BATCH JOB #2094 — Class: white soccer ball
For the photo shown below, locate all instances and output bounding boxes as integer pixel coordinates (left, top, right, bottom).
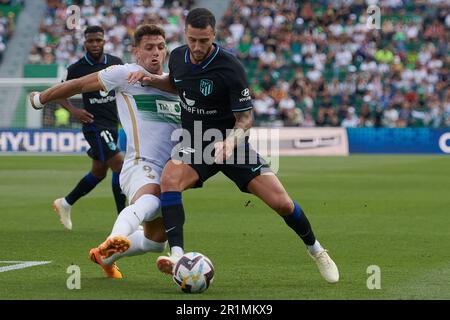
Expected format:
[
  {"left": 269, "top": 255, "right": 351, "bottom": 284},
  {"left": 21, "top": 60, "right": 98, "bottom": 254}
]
[{"left": 172, "top": 252, "right": 215, "bottom": 294}]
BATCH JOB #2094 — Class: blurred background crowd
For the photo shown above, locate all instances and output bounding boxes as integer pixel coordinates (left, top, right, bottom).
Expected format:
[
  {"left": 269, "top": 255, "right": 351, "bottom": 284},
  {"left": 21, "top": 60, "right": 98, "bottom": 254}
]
[
  {"left": 0, "top": 0, "right": 23, "bottom": 63},
  {"left": 216, "top": 0, "right": 449, "bottom": 128},
  {"left": 21, "top": 0, "right": 450, "bottom": 128}
]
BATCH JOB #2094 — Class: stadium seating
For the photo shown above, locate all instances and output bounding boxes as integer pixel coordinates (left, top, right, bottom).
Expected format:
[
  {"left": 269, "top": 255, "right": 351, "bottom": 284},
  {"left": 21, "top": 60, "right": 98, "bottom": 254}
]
[
  {"left": 26, "top": 0, "right": 450, "bottom": 128},
  {"left": 217, "top": 0, "right": 449, "bottom": 128},
  {"left": 28, "top": 0, "right": 192, "bottom": 66},
  {"left": 0, "top": 0, "right": 23, "bottom": 63}
]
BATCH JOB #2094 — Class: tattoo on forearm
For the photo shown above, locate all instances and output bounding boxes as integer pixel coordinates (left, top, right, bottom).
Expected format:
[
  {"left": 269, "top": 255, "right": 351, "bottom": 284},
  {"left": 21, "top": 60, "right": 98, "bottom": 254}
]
[
  {"left": 228, "top": 110, "right": 253, "bottom": 145},
  {"left": 233, "top": 110, "right": 253, "bottom": 131}
]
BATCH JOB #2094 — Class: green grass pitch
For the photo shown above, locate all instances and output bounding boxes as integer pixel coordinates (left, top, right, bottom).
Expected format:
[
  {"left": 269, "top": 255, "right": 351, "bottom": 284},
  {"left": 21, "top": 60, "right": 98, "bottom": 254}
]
[{"left": 0, "top": 155, "right": 449, "bottom": 300}]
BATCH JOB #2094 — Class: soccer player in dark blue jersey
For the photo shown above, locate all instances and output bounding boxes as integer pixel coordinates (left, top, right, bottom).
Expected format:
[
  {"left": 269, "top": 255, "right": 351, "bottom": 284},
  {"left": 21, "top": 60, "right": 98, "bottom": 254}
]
[
  {"left": 129, "top": 8, "right": 339, "bottom": 283},
  {"left": 52, "top": 26, "right": 125, "bottom": 230}
]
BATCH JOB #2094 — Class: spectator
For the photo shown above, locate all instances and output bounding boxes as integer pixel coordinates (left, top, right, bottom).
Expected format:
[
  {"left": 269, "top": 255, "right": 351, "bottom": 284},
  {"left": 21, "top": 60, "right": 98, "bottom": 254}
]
[
  {"left": 302, "top": 111, "right": 316, "bottom": 127},
  {"left": 258, "top": 46, "right": 277, "bottom": 70},
  {"left": 29, "top": 0, "right": 191, "bottom": 66},
  {"left": 375, "top": 47, "right": 394, "bottom": 65},
  {"left": 33, "top": 0, "right": 450, "bottom": 129},
  {"left": 54, "top": 106, "right": 70, "bottom": 128},
  {"left": 341, "top": 107, "right": 359, "bottom": 128}
]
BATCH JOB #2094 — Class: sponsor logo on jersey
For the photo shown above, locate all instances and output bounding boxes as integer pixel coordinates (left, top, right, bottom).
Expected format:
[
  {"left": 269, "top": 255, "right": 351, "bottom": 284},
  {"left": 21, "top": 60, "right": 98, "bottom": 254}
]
[
  {"left": 239, "top": 88, "right": 252, "bottom": 102},
  {"left": 156, "top": 100, "right": 181, "bottom": 116},
  {"left": 182, "top": 91, "right": 196, "bottom": 106},
  {"left": 89, "top": 95, "right": 116, "bottom": 104}
]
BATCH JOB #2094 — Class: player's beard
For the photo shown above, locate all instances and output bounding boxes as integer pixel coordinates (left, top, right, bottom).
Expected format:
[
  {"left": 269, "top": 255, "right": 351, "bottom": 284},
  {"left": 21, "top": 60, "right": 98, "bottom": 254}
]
[
  {"left": 192, "top": 51, "right": 208, "bottom": 63},
  {"left": 89, "top": 49, "right": 104, "bottom": 60}
]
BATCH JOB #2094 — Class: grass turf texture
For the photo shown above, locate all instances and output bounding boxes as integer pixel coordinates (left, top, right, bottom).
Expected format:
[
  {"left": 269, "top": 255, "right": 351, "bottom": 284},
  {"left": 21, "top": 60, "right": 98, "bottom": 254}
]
[{"left": 0, "top": 155, "right": 449, "bottom": 300}]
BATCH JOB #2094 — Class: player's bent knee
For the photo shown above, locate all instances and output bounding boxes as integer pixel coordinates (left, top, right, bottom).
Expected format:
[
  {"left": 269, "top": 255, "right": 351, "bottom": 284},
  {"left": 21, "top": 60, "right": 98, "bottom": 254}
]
[
  {"left": 274, "top": 199, "right": 294, "bottom": 215},
  {"left": 160, "top": 172, "right": 181, "bottom": 191},
  {"left": 91, "top": 173, "right": 107, "bottom": 181},
  {"left": 145, "top": 228, "right": 167, "bottom": 243}
]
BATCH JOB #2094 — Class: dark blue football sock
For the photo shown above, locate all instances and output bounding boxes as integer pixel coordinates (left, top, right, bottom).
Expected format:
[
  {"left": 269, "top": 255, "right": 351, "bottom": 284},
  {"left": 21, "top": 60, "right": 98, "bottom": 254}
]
[
  {"left": 282, "top": 201, "right": 316, "bottom": 246},
  {"left": 161, "top": 192, "right": 185, "bottom": 250},
  {"left": 112, "top": 171, "right": 126, "bottom": 214},
  {"left": 65, "top": 172, "right": 103, "bottom": 205}
]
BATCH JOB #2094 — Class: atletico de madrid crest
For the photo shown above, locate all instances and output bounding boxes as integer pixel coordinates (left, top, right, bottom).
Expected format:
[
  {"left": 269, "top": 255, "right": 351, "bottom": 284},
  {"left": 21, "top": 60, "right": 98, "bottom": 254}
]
[{"left": 200, "top": 79, "right": 213, "bottom": 96}]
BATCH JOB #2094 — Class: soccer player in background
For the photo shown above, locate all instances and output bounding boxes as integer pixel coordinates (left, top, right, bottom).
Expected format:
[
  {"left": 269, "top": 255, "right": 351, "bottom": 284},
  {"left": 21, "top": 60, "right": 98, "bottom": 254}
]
[
  {"left": 52, "top": 26, "right": 126, "bottom": 230},
  {"left": 30, "top": 25, "right": 181, "bottom": 279},
  {"left": 128, "top": 8, "right": 340, "bottom": 283}
]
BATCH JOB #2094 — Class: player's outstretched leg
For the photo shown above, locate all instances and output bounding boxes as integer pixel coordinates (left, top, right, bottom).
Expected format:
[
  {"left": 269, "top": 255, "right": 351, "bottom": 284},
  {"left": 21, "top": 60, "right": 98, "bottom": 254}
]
[
  {"left": 100, "top": 228, "right": 166, "bottom": 264},
  {"left": 98, "top": 235, "right": 131, "bottom": 258},
  {"left": 156, "top": 191, "right": 185, "bottom": 275},
  {"left": 247, "top": 174, "right": 339, "bottom": 283},
  {"left": 157, "top": 161, "right": 199, "bottom": 275},
  {"left": 89, "top": 247, "right": 123, "bottom": 279},
  {"left": 90, "top": 224, "right": 167, "bottom": 278},
  {"left": 53, "top": 198, "right": 73, "bottom": 230},
  {"left": 54, "top": 161, "right": 107, "bottom": 230},
  {"left": 109, "top": 193, "right": 160, "bottom": 237}
]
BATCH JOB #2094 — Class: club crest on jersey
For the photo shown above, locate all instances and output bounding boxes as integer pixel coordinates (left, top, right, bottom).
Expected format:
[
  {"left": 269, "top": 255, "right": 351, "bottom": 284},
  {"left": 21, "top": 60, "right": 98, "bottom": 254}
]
[{"left": 200, "top": 79, "right": 213, "bottom": 96}]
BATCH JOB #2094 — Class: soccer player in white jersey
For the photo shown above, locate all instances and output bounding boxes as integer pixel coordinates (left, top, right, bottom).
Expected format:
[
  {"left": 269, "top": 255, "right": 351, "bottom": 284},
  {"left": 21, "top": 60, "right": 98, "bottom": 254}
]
[{"left": 29, "top": 25, "right": 180, "bottom": 278}]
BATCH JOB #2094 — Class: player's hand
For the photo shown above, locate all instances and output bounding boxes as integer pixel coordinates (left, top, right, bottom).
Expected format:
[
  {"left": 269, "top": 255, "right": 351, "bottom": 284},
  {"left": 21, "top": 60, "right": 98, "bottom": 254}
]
[
  {"left": 71, "top": 108, "right": 94, "bottom": 124},
  {"left": 127, "top": 70, "right": 149, "bottom": 85},
  {"left": 141, "top": 74, "right": 165, "bottom": 86},
  {"left": 127, "top": 71, "right": 165, "bottom": 87},
  {"left": 214, "top": 140, "right": 234, "bottom": 164},
  {"left": 29, "top": 91, "right": 44, "bottom": 110}
]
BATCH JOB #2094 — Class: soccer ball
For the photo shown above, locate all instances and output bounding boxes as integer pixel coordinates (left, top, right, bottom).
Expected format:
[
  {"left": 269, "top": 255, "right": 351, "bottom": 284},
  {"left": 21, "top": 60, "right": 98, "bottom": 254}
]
[{"left": 172, "top": 252, "right": 215, "bottom": 294}]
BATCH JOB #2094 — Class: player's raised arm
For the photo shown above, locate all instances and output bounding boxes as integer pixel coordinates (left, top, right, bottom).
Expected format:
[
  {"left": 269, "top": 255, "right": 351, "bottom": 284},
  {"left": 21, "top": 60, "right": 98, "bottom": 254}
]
[
  {"left": 29, "top": 72, "right": 104, "bottom": 110},
  {"left": 127, "top": 70, "right": 178, "bottom": 94}
]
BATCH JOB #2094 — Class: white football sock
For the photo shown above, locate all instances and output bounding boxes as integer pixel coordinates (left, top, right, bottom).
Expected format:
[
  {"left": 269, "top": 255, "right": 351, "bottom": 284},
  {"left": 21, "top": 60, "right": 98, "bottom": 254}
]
[
  {"left": 109, "top": 194, "right": 160, "bottom": 238},
  {"left": 307, "top": 240, "right": 324, "bottom": 255},
  {"left": 171, "top": 246, "right": 184, "bottom": 257},
  {"left": 102, "top": 229, "right": 167, "bottom": 265},
  {"left": 61, "top": 198, "right": 71, "bottom": 208}
]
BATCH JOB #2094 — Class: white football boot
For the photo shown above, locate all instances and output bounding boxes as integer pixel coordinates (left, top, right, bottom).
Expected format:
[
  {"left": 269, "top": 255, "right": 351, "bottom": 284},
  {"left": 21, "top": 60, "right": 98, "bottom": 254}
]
[
  {"left": 156, "top": 254, "right": 181, "bottom": 275},
  {"left": 309, "top": 249, "right": 339, "bottom": 283},
  {"left": 52, "top": 198, "right": 72, "bottom": 230}
]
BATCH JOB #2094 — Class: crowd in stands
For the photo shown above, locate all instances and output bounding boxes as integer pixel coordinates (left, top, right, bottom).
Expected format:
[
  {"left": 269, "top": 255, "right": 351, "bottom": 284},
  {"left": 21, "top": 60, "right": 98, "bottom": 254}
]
[
  {"left": 217, "top": 0, "right": 449, "bottom": 128},
  {"left": 29, "top": 0, "right": 193, "bottom": 65},
  {"left": 29, "top": 0, "right": 449, "bottom": 128},
  {"left": 0, "top": 0, "right": 23, "bottom": 63}
]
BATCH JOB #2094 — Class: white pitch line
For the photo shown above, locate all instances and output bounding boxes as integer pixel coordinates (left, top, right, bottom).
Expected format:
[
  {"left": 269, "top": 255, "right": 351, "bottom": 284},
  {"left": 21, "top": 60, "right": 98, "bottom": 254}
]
[{"left": 0, "top": 261, "right": 52, "bottom": 273}]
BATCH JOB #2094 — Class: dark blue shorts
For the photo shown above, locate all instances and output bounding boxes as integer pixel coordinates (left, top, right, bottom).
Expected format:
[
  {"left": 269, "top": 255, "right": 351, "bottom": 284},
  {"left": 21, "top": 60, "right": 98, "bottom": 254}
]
[
  {"left": 84, "top": 128, "right": 120, "bottom": 162},
  {"left": 171, "top": 141, "right": 271, "bottom": 193}
]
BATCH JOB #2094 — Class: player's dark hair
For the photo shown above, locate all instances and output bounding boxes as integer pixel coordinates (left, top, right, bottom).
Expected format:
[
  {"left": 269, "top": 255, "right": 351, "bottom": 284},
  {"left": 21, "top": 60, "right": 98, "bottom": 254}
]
[
  {"left": 84, "top": 25, "right": 104, "bottom": 36},
  {"left": 133, "top": 24, "right": 166, "bottom": 46},
  {"left": 185, "top": 8, "right": 216, "bottom": 30}
]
